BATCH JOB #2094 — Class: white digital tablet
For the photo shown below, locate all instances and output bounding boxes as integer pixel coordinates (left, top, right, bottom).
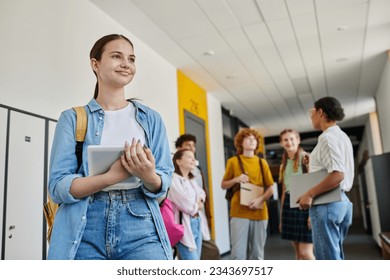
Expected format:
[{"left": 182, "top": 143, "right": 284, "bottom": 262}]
[
  {"left": 87, "top": 145, "right": 140, "bottom": 188},
  {"left": 289, "top": 170, "right": 341, "bottom": 208}
]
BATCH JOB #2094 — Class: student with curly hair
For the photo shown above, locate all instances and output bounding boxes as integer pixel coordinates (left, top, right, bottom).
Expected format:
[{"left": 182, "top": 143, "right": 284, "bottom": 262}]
[{"left": 221, "top": 128, "right": 274, "bottom": 260}]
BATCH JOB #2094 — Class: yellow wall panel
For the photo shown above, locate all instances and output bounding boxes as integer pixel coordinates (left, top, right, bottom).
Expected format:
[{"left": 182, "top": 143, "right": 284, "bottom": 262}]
[{"left": 177, "top": 70, "right": 215, "bottom": 238}]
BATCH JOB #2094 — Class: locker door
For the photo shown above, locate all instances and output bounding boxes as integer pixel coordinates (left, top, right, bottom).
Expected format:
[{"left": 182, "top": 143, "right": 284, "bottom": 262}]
[
  {"left": 4, "top": 111, "right": 45, "bottom": 259},
  {"left": 0, "top": 107, "right": 8, "bottom": 256}
]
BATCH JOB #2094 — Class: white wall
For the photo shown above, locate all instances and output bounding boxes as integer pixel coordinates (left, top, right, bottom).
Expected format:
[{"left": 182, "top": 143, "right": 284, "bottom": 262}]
[
  {"left": 0, "top": 0, "right": 179, "bottom": 149},
  {"left": 376, "top": 55, "right": 390, "bottom": 153},
  {"left": 358, "top": 112, "right": 383, "bottom": 161},
  {"left": 207, "top": 94, "right": 230, "bottom": 254}
]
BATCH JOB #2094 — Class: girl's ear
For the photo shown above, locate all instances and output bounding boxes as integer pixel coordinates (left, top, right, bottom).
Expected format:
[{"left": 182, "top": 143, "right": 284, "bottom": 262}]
[{"left": 90, "top": 58, "right": 98, "bottom": 72}]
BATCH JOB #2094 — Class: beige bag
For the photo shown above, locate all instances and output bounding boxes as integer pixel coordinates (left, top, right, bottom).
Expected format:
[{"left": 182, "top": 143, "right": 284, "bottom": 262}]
[{"left": 240, "top": 182, "right": 264, "bottom": 207}]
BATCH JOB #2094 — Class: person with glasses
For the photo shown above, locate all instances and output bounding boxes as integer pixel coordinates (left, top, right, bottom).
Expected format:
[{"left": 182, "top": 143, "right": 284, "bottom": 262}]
[{"left": 298, "top": 97, "right": 354, "bottom": 260}]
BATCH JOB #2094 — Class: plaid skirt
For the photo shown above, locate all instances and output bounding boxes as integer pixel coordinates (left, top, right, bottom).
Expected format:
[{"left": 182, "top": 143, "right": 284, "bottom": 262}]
[{"left": 281, "top": 192, "right": 313, "bottom": 243}]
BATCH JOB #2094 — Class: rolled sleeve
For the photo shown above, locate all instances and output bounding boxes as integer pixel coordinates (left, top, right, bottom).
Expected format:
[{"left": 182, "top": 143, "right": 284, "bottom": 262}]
[
  {"left": 52, "top": 174, "right": 82, "bottom": 204},
  {"left": 49, "top": 110, "right": 83, "bottom": 204}
]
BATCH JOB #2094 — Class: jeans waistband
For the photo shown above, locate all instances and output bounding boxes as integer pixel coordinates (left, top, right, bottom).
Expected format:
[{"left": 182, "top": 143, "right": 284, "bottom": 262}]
[{"left": 92, "top": 188, "right": 142, "bottom": 202}]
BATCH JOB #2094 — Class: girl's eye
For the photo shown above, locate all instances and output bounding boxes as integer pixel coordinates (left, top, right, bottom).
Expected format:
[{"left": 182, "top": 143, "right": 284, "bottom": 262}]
[{"left": 113, "top": 55, "right": 121, "bottom": 59}]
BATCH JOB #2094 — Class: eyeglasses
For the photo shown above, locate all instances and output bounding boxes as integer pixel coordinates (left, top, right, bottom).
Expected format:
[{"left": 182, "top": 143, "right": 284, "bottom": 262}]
[{"left": 308, "top": 108, "right": 316, "bottom": 117}]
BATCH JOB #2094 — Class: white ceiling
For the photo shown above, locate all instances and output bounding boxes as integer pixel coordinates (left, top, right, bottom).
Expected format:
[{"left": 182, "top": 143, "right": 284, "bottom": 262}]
[{"left": 90, "top": 0, "right": 390, "bottom": 137}]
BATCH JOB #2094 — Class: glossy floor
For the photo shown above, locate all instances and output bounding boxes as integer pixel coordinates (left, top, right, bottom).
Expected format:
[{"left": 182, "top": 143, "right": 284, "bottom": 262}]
[{"left": 221, "top": 219, "right": 383, "bottom": 260}]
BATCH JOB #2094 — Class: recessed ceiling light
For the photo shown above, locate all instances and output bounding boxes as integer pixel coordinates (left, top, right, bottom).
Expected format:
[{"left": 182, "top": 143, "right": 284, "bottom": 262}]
[
  {"left": 226, "top": 75, "right": 236, "bottom": 79},
  {"left": 203, "top": 50, "right": 215, "bottom": 56},
  {"left": 337, "top": 25, "right": 348, "bottom": 31},
  {"left": 336, "top": 57, "right": 348, "bottom": 62}
]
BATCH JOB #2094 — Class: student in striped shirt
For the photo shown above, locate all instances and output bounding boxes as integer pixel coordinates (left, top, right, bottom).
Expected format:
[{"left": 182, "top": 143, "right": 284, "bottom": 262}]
[{"left": 298, "top": 96, "right": 354, "bottom": 260}]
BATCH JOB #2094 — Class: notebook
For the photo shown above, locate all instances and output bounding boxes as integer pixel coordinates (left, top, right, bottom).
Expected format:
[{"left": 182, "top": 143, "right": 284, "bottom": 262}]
[
  {"left": 289, "top": 170, "right": 341, "bottom": 208},
  {"left": 240, "top": 183, "right": 264, "bottom": 208},
  {"left": 87, "top": 145, "right": 140, "bottom": 189}
]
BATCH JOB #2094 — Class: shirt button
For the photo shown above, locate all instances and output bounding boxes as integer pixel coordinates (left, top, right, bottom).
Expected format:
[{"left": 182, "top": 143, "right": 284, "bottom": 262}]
[
  {"left": 73, "top": 240, "right": 78, "bottom": 244},
  {"left": 81, "top": 216, "right": 86, "bottom": 220},
  {"left": 95, "top": 132, "right": 100, "bottom": 136},
  {"left": 99, "top": 116, "right": 102, "bottom": 120}
]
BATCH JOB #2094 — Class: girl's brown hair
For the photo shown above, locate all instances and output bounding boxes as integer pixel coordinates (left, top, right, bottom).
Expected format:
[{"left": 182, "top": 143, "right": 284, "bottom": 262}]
[
  {"left": 172, "top": 149, "right": 195, "bottom": 179},
  {"left": 278, "top": 128, "right": 305, "bottom": 183},
  {"left": 234, "top": 128, "right": 262, "bottom": 155},
  {"left": 89, "top": 34, "right": 134, "bottom": 99}
]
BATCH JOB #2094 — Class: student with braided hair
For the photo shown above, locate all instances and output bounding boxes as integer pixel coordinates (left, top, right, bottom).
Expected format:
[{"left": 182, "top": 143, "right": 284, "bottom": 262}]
[{"left": 279, "top": 128, "right": 314, "bottom": 260}]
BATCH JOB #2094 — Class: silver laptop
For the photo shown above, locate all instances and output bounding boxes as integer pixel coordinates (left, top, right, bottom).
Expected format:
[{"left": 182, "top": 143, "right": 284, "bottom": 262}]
[
  {"left": 87, "top": 145, "right": 140, "bottom": 189},
  {"left": 289, "top": 170, "right": 341, "bottom": 208}
]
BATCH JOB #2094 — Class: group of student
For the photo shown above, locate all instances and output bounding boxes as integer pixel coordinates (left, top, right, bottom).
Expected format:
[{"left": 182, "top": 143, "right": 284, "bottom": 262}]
[
  {"left": 221, "top": 96, "right": 353, "bottom": 261},
  {"left": 47, "top": 33, "right": 354, "bottom": 260}
]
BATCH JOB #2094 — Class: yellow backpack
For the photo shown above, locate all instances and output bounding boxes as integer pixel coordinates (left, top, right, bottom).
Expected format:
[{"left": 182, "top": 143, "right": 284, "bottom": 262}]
[{"left": 43, "top": 106, "right": 87, "bottom": 242}]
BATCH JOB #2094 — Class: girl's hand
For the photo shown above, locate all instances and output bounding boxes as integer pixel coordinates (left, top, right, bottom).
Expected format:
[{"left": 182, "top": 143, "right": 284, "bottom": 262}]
[
  {"left": 122, "top": 139, "right": 154, "bottom": 178},
  {"left": 106, "top": 159, "right": 131, "bottom": 185},
  {"left": 308, "top": 217, "right": 312, "bottom": 230},
  {"left": 197, "top": 198, "right": 204, "bottom": 211},
  {"left": 302, "top": 153, "right": 310, "bottom": 171},
  {"left": 121, "top": 139, "right": 161, "bottom": 191},
  {"left": 302, "top": 154, "right": 310, "bottom": 165}
]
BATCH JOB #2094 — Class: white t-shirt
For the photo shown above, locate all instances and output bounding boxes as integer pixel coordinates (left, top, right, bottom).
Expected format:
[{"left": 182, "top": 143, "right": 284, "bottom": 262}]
[
  {"left": 309, "top": 125, "right": 354, "bottom": 192},
  {"left": 100, "top": 102, "right": 145, "bottom": 190},
  {"left": 100, "top": 102, "right": 145, "bottom": 146}
]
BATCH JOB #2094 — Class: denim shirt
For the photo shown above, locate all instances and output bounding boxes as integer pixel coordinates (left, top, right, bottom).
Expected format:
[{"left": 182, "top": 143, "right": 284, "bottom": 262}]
[{"left": 47, "top": 99, "right": 173, "bottom": 259}]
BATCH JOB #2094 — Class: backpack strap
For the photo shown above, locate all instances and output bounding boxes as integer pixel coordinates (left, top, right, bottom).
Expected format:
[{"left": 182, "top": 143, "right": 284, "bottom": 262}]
[
  {"left": 259, "top": 158, "right": 266, "bottom": 187},
  {"left": 238, "top": 155, "right": 267, "bottom": 187},
  {"left": 73, "top": 106, "right": 88, "bottom": 171},
  {"left": 236, "top": 155, "right": 245, "bottom": 174},
  {"left": 73, "top": 106, "right": 88, "bottom": 142}
]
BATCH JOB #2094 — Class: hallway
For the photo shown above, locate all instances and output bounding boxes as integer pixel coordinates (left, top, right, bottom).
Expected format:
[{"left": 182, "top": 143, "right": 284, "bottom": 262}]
[
  {"left": 263, "top": 219, "right": 382, "bottom": 260},
  {"left": 221, "top": 218, "right": 383, "bottom": 260}
]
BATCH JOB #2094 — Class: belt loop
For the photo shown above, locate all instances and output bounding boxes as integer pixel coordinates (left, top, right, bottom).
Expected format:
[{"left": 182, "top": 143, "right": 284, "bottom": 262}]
[
  {"left": 121, "top": 190, "right": 127, "bottom": 203},
  {"left": 108, "top": 190, "right": 114, "bottom": 200}
]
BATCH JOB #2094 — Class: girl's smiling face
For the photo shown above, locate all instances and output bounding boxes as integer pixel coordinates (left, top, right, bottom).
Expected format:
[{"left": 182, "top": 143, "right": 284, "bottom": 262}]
[
  {"left": 177, "top": 150, "right": 196, "bottom": 172},
  {"left": 91, "top": 39, "right": 136, "bottom": 89},
  {"left": 280, "top": 131, "right": 300, "bottom": 153}
]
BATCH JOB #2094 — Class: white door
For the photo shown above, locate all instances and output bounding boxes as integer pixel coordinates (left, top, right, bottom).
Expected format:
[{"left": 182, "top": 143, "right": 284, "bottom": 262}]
[
  {"left": 0, "top": 107, "right": 8, "bottom": 257},
  {"left": 4, "top": 111, "right": 45, "bottom": 259}
]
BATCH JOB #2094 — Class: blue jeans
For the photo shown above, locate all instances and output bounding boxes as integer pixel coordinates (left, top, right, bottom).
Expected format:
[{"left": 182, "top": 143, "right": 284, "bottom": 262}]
[
  {"left": 309, "top": 192, "right": 353, "bottom": 260},
  {"left": 177, "top": 216, "right": 202, "bottom": 260},
  {"left": 74, "top": 188, "right": 168, "bottom": 260}
]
